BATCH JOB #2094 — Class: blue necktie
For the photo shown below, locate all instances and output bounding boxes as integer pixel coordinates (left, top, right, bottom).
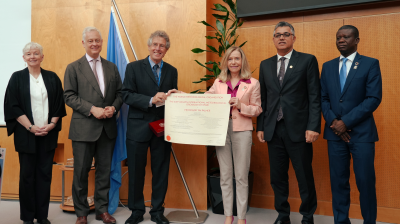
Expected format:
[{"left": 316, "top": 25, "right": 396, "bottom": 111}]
[
  {"left": 152, "top": 64, "right": 160, "bottom": 86},
  {"left": 339, "top": 58, "right": 348, "bottom": 92}
]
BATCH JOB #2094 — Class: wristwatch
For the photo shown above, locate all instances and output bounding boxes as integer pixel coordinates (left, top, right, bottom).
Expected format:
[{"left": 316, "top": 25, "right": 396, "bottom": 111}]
[{"left": 27, "top": 124, "right": 33, "bottom": 131}]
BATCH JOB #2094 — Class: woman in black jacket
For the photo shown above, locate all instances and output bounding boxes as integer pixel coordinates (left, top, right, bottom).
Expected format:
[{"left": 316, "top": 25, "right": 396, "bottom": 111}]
[{"left": 4, "top": 42, "right": 66, "bottom": 224}]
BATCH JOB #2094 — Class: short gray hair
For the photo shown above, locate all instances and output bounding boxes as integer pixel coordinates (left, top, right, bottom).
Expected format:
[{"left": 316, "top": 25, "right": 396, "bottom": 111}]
[
  {"left": 273, "top": 21, "right": 295, "bottom": 37},
  {"left": 23, "top": 42, "right": 43, "bottom": 56},
  {"left": 82, "top": 26, "right": 102, "bottom": 42},
  {"left": 147, "top": 30, "right": 170, "bottom": 49}
]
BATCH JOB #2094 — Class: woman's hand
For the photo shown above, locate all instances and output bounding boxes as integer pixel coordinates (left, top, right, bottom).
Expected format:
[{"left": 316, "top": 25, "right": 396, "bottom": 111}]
[
  {"left": 32, "top": 124, "right": 54, "bottom": 136},
  {"left": 229, "top": 97, "right": 241, "bottom": 110}
]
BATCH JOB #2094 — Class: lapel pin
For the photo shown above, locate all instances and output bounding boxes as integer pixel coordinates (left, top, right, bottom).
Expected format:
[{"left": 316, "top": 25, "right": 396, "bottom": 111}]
[
  {"left": 355, "top": 62, "right": 359, "bottom": 65},
  {"left": 289, "top": 65, "right": 293, "bottom": 69},
  {"left": 354, "top": 66, "right": 358, "bottom": 69}
]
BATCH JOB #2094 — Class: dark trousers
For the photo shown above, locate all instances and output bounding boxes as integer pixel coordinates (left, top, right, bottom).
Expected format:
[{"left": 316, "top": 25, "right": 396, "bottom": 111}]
[
  {"left": 328, "top": 141, "right": 377, "bottom": 224},
  {"left": 126, "top": 135, "right": 171, "bottom": 216},
  {"left": 18, "top": 137, "right": 55, "bottom": 222},
  {"left": 267, "top": 120, "right": 317, "bottom": 222},
  {"left": 72, "top": 129, "right": 116, "bottom": 217}
]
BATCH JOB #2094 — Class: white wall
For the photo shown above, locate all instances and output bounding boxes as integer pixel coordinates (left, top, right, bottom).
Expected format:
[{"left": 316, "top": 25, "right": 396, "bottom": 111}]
[{"left": 0, "top": 0, "right": 31, "bottom": 126}]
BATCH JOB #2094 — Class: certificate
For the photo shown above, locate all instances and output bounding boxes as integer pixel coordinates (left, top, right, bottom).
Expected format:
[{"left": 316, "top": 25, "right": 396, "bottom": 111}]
[{"left": 165, "top": 94, "right": 230, "bottom": 146}]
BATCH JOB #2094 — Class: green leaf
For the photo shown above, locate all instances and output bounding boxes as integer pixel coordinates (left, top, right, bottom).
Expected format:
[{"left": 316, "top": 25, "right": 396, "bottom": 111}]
[
  {"left": 224, "top": 11, "right": 229, "bottom": 28},
  {"left": 205, "top": 61, "right": 215, "bottom": 65},
  {"left": 239, "top": 41, "right": 247, "bottom": 48},
  {"left": 212, "top": 14, "right": 226, "bottom": 20},
  {"left": 194, "top": 60, "right": 213, "bottom": 72},
  {"left": 218, "top": 45, "right": 223, "bottom": 57},
  {"left": 191, "top": 89, "right": 201, "bottom": 93},
  {"left": 191, "top": 48, "right": 208, "bottom": 53},
  {"left": 230, "top": 29, "right": 236, "bottom": 37},
  {"left": 207, "top": 45, "right": 218, "bottom": 53},
  {"left": 213, "top": 63, "right": 221, "bottom": 77},
  {"left": 237, "top": 20, "right": 244, "bottom": 27},
  {"left": 213, "top": 4, "right": 228, "bottom": 12},
  {"left": 205, "top": 36, "right": 217, "bottom": 39},
  {"left": 228, "top": 20, "right": 237, "bottom": 30},
  {"left": 198, "top": 20, "right": 215, "bottom": 29},
  {"left": 192, "top": 80, "right": 203, "bottom": 84},
  {"left": 205, "top": 74, "right": 215, "bottom": 78},
  {"left": 201, "top": 78, "right": 211, "bottom": 81},
  {"left": 216, "top": 20, "right": 225, "bottom": 37},
  {"left": 224, "top": 0, "right": 236, "bottom": 15}
]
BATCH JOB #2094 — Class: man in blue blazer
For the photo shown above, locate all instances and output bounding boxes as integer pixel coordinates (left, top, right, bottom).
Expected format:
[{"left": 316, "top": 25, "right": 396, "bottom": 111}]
[{"left": 321, "top": 25, "right": 382, "bottom": 224}]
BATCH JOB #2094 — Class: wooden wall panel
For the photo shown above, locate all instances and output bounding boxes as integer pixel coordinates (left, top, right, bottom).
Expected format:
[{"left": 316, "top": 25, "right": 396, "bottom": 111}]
[
  {"left": 1, "top": 0, "right": 207, "bottom": 211},
  {"left": 206, "top": 0, "right": 400, "bottom": 222}
]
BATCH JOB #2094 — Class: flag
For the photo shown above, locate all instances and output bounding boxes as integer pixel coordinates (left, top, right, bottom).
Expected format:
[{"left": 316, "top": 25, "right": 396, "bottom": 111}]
[{"left": 107, "top": 6, "right": 129, "bottom": 215}]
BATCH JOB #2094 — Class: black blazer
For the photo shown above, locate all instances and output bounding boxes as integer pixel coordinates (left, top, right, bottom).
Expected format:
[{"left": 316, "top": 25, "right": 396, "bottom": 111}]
[
  {"left": 4, "top": 67, "right": 67, "bottom": 153},
  {"left": 256, "top": 50, "right": 321, "bottom": 142},
  {"left": 121, "top": 56, "right": 178, "bottom": 142}
]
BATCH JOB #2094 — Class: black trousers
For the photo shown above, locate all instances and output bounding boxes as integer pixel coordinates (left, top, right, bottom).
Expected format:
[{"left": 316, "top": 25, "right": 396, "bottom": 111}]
[
  {"left": 126, "top": 135, "right": 171, "bottom": 216},
  {"left": 267, "top": 120, "right": 317, "bottom": 222},
  {"left": 72, "top": 129, "right": 116, "bottom": 217},
  {"left": 18, "top": 137, "right": 55, "bottom": 222}
]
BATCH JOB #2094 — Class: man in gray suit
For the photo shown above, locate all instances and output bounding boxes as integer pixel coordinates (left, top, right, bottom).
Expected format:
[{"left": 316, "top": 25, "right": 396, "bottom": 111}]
[{"left": 64, "top": 27, "right": 123, "bottom": 224}]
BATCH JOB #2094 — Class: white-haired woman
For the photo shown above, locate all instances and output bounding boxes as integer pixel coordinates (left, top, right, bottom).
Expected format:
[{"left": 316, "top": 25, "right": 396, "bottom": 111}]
[{"left": 4, "top": 42, "right": 66, "bottom": 224}]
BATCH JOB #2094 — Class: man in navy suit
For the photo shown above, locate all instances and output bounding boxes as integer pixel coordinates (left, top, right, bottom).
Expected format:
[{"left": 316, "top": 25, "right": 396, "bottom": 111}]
[{"left": 321, "top": 25, "right": 382, "bottom": 224}]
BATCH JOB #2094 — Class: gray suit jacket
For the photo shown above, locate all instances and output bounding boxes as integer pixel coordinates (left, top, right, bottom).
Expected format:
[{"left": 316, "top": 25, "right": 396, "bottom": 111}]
[{"left": 64, "top": 55, "right": 123, "bottom": 141}]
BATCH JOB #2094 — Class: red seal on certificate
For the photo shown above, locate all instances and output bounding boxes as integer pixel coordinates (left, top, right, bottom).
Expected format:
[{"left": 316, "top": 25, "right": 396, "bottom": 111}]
[
  {"left": 149, "top": 119, "right": 164, "bottom": 137},
  {"left": 166, "top": 135, "right": 171, "bottom": 141}
]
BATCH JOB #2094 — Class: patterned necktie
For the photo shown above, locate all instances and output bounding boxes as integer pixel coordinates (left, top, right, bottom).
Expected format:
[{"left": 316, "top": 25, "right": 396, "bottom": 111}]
[
  {"left": 277, "top": 57, "right": 286, "bottom": 121},
  {"left": 92, "top": 59, "right": 104, "bottom": 96},
  {"left": 339, "top": 58, "right": 348, "bottom": 92},
  {"left": 152, "top": 64, "right": 160, "bottom": 86}
]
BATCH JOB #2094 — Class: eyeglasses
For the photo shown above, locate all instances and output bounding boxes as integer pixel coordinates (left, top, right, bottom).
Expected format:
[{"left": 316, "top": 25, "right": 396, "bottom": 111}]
[{"left": 274, "top": 32, "right": 294, "bottom": 38}]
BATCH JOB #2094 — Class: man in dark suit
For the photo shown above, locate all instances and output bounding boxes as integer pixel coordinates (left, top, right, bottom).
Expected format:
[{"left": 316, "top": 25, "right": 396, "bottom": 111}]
[
  {"left": 321, "top": 25, "right": 382, "bottom": 224},
  {"left": 256, "top": 21, "right": 321, "bottom": 224},
  {"left": 121, "top": 30, "right": 177, "bottom": 224},
  {"left": 64, "top": 27, "right": 123, "bottom": 224}
]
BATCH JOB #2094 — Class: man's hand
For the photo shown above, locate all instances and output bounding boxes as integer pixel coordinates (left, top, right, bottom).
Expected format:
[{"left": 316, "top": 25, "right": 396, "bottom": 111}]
[
  {"left": 152, "top": 92, "right": 167, "bottom": 104},
  {"left": 257, "top": 131, "right": 265, "bottom": 143},
  {"left": 305, "top": 130, "right": 319, "bottom": 143},
  {"left": 330, "top": 119, "right": 347, "bottom": 135},
  {"left": 338, "top": 132, "right": 351, "bottom": 143},
  {"left": 166, "top": 89, "right": 182, "bottom": 96},
  {"left": 90, "top": 106, "right": 106, "bottom": 119},
  {"left": 104, "top": 106, "right": 115, "bottom": 118},
  {"left": 229, "top": 97, "right": 241, "bottom": 110}
]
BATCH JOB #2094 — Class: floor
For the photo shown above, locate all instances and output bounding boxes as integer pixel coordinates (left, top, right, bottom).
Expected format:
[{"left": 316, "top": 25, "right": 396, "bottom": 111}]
[{"left": 0, "top": 200, "right": 393, "bottom": 224}]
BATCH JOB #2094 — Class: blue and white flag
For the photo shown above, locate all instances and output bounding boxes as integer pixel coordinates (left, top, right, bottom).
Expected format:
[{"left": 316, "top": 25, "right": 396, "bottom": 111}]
[{"left": 107, "top": 6, "right": 129, "bottom": 215}]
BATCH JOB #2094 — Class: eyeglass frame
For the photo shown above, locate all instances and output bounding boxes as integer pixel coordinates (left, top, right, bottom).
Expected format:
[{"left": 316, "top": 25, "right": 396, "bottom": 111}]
[{"left": 273, "top": 32, "right": 295, "bottom": 38}]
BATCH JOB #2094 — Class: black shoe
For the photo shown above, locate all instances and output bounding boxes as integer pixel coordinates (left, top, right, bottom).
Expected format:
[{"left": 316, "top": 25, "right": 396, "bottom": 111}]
[
  {"left": 301, "top": 221, "right": 314, "bottom": 224},
  {"left": 125, "top": 213, "right": 144, "bottom": 224},
  {"left": 274, "top": 219, "right": 291, "bottom": 224},
  {"left": 37, "top": 219, "right": 51, "bottom": 224},
  {"left": 22, "top": 221, "right": 34, "bottom": 224},
  {"left": 150, "top": 214, "right": 169, "bottom": 224}
]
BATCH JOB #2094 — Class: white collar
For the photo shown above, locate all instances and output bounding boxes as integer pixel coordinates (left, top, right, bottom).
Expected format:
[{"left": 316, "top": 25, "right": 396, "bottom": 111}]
[
  {"left": 277, "top": 49, "right": 293, "bottom": 61},
  {"left": 340, "top": 51, "right": 357, "bottom": 62},
  {"left": 85, "top": 53, "right": 101, "bottom": 62}
]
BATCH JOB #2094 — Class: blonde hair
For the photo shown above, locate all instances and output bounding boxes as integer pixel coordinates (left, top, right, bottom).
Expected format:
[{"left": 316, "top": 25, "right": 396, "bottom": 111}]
[{"left": 218, "top": 46, "right": 251, "bottom": 82}]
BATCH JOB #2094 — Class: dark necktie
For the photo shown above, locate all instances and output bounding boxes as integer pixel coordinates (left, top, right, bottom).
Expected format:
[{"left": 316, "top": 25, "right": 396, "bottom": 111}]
[
  {"left": 277, "top": 57, "right": 286, "bottom": 121},
  {"left": 152, "top": 64, "right": 160, "bottom": 86}
]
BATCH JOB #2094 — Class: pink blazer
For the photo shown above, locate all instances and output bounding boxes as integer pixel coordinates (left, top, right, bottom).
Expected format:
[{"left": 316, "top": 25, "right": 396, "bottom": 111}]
[{"left": 205, "top": 78, "right": 262, "bottom": 131}]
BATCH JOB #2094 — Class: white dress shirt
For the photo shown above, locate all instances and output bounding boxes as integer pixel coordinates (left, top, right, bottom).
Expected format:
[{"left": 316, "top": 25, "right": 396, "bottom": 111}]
[
  {"left": 86, "top": 53, "right": 105, "bottom": 96},
  {"left": 339, "top": 51, "right": 357, "bottom": 77},
  {"left": 30, "top": 73, "right": 49, "bottom": 127},
  {"left": 277, "top": 49, "right": 293, "bottom": 76}
]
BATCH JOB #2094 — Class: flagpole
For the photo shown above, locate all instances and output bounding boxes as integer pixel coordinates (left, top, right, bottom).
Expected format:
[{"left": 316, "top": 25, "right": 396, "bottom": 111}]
[{"left": 111, "top": 0, "right": 138, "bottom": 61}]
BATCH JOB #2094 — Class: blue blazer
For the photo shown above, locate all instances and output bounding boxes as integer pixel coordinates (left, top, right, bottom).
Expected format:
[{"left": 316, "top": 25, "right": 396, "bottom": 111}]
[{"left": 320, "top": 53, "right": 382, "bottom": 142}]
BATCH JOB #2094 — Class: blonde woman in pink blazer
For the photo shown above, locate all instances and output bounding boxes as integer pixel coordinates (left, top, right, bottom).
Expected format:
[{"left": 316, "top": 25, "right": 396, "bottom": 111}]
[
  {"left": 207, "top": 46, "right": 262, "bottom": 224},
  {"left": 168, "top": 46, "right": 261, "bottom": 224}
]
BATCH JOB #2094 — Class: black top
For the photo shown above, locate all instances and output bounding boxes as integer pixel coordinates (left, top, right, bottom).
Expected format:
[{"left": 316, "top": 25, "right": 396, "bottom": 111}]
[{"left": 4, "top": 67, "right": 67, "bottom": 153}]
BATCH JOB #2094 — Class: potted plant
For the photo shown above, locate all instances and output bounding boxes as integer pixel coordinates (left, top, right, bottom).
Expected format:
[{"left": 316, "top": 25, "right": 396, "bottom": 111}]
[{"left": 191, "top": 0, "right": 254, "bottom": 215}]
